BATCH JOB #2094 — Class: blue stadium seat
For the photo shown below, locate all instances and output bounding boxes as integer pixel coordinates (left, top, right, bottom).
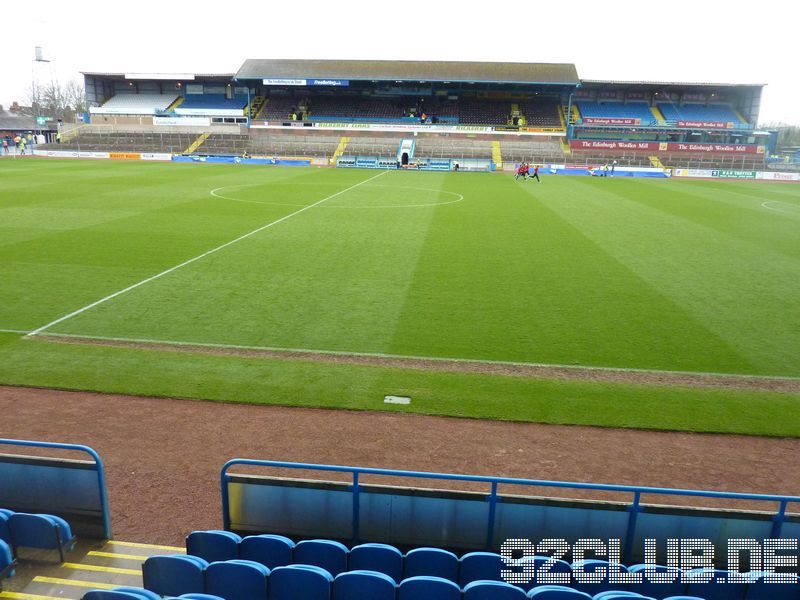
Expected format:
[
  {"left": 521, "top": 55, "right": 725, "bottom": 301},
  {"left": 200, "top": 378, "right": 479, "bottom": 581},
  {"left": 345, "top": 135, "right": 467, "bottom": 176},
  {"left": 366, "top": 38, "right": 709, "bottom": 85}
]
[
  {"left": 0, "top": 539, "right": 16, "bottom": 586},
  {"left": 240, "top": 534, "right": 294, "bottom": 569},
  {"left": 526, "top": 585, "right": 592, "bottom": 598},
  {"left": 180, "top": 595, "right": 227, "bottom": 600},
  {"left": 517, "top": 556, "right": 573, "bottom": 591},
  {"left": 463, "top": 580, "right": 527, "bottom": 600},
  {"left": 0, "top": 513, "right": 10, "bottom": 545},
  {"left": 333, "top": 570, "right": 396, "bottom": 600},
  {"left": 657, "top": 103, "right": 748, "bottom": 127},
  {"left": 8, "top": 513, "right": 76, "bottom": 561},
  {"left": 142, "top": 554, "right": 208, "bottom": 596},
  {"left": 186, "top": 530, "right": 242, "bottom": 562},
  {"left": 268, "top": 564, "right": 333, "bottom": 600},
  {"left": 294, "top": 540, "right": 349, "bottom": 577},
  {"left": 626, "top": 563, "right": 685, "bottom": 598},
  {"left": 661, "top": 597, "right": 707, "bottom": 600},
  {"left": 592, "top": 592, "right": 653, "bottom": 599},
  {"left": 83, "top": 589, "right": 161, "bottom": 600},
  {"left": 398, "top": 575, "right": 461, "bottom": 600},
  {"left": 404, "top": 548, "right": 459, "bottom": 582},
  {"left": 571, "top": 560, "right": 630, "bottom": 595},
  {"left": 349, "top": 543, "right": 403, "bottom": 582},
  {"left": 684, "top": 568, "right": 748, "bottom": 600},
  {"left": 460, "top": 552, "right": 504, "bottom": 586},
  {"left": 0, "top": 511, "right": 14, "bottom": 518},
  {"left": 83, "top": 592, "right": 153, "bottom": 600},
  {"left": 205, "top": 559, "right": 269, "bottom": 600},
  {"left": 110, "top": 587, "right": 161, "bottom": 600},
  {"left": 741, "top": 572, "right": 800, "bottom": 599}
]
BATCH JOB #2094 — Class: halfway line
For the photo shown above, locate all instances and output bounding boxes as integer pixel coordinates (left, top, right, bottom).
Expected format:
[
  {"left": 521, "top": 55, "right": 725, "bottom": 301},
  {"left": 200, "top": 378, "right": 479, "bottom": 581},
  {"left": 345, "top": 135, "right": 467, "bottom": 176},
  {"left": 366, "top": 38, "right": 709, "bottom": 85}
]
[{"left": 27, "top": 170, "right": 389, "bottom": 337}]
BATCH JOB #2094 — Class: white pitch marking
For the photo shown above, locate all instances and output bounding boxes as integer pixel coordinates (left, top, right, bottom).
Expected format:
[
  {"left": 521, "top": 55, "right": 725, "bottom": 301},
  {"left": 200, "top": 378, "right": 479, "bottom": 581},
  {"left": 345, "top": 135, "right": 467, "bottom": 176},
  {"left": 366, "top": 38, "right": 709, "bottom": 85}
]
[
  {"left": 38, "top": 331, "right": 800, "bottom": 382},
  {"left": 0, "top": 328, "right": 31, "bottom": 334},
  {"left": 211, "top": 183, "right": 464, "bottom": 209},
  {"left": 27, "top": 170, "right": 389, "bottom": 337},
  {"left": 761, "top": 200, "right": 800, "bottom": 214}
]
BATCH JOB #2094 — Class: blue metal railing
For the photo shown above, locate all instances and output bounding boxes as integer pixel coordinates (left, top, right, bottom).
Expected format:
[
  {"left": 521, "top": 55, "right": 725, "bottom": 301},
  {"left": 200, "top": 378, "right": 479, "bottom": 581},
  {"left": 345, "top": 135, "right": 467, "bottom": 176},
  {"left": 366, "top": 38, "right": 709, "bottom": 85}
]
[
  {"left": 221, "top": 459, "right": 800, "bottom": 561},
  {"left": 0, "top": 438, "right": 112, "bottom": 539}
]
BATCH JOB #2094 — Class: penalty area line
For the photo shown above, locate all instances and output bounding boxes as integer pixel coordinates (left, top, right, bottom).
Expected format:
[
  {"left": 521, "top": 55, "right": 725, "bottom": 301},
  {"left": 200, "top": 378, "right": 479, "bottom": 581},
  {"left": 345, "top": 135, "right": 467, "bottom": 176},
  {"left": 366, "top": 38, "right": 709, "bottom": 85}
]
[{"left": 26, "top": 170, "right": 389, "bottom": 337}]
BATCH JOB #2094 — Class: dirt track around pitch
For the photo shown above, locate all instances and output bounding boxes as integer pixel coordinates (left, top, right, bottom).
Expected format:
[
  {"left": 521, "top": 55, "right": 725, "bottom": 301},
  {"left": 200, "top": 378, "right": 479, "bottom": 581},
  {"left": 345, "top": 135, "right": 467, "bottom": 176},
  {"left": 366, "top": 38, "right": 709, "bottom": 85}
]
[
  {"left": 39, "top": 334, "right": 800, "bottom": 393},
  {"left": 2, "top": 385, "right": 800, "bottom": 546}
]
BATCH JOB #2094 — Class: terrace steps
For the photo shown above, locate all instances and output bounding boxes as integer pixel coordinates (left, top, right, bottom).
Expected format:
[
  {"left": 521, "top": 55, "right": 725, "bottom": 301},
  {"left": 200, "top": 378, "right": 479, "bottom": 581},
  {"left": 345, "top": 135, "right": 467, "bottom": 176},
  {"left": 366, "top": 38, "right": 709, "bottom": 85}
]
[
  {"left": 0, "top": 540, "right": 184, "bottom": 600},
  {"left": 331, "top": 136, "right": 351, "bottom": 164},
  {"left": 184, "top": 133, "right": 210, "bottom": 154},
  {"left": 650, "top": 105, "right": 666, "bottom": 124},
  {"left": 491, "top": 140, "right": 502, "bottom": 168},
  {"left": 166, "top": 97, "right": 184, "bottom": 112}
]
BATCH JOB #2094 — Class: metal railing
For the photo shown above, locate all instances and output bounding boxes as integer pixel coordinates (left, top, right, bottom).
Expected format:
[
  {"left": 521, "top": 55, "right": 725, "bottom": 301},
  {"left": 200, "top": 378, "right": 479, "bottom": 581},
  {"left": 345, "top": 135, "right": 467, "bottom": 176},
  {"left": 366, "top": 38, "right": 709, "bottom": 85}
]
[
  {"left": 221, "top": 459, "right": 800, "bottom": 561},
  {"left": 0, "top": 438, "right": 112, "bottom": 539}
]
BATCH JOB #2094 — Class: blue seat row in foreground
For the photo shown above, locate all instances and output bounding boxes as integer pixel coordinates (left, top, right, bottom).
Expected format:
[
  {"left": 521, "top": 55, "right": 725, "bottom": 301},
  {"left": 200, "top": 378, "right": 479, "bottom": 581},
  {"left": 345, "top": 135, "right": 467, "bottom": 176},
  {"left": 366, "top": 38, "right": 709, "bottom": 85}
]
[
  {"left": 181, "top": 531, "right": 799, "bottom": 600},
  {"left": 104, "top": 572, "right": 711, "bottom": 600}
]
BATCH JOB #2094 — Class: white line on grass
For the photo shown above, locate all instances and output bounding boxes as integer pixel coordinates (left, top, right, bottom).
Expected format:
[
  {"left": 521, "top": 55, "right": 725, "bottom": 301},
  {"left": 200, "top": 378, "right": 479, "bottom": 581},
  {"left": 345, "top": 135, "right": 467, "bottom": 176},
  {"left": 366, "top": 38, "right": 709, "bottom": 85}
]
[
  {"left": 27, "top": 170, "right": 389, "bottom": 337},
  {"left": 0, "top": 328, "right": 31, "bottom": 335},
  {"left": 38, "top": 331, "right": 800, "bottom": 382},
  {"left": 761, "top": 200, "right": 800, "bottom": 214},
  {"left": 211, "top": 183, "right": 464, "bottom": 209}
]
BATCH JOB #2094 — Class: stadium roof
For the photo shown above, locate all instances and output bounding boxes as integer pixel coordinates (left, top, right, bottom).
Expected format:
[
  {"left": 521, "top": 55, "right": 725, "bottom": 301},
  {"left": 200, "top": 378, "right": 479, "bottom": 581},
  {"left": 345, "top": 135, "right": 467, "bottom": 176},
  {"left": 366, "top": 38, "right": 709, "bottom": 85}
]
[
  {"left": 581, "top": 79, "right": 765, "bottom": 89},
  {"left": 81, "top": 72, "right": 235, "bottom": 80},
  {"left": 235, "top": 59, "right": 580, "bottom": 85}
]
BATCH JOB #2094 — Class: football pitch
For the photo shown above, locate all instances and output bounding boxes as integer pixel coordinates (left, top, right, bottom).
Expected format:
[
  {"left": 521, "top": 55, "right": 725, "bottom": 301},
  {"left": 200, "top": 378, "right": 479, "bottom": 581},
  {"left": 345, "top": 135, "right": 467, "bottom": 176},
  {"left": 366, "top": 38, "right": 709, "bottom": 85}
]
[{"left": 1, "top": 159, "right": 799, "bottom": 435}]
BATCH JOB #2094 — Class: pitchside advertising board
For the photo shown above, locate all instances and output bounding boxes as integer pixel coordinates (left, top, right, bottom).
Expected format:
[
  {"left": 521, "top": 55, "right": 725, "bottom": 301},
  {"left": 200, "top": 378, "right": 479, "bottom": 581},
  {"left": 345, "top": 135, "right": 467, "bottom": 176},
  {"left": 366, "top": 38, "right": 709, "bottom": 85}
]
[
  {"left": 582, "top": 117, "right": 641, "bottom": 126},
  {"left": 262, "top": 78, "right": 349, "bottom": 86},
  {"left": 570, "top": 140, "right": 765, "bottom": 154},
  {"left": 673, "top": 169, "right": 800, "bottom": 181},
  {"left": 676, "top": 120, "right": 737, "bottom": 129}
]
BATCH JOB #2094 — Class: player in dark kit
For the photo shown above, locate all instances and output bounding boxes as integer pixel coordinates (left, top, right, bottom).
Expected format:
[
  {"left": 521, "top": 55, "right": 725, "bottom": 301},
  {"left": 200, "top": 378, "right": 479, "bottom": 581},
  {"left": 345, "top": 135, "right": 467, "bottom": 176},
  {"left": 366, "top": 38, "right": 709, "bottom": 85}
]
[{"left": 530, "top": 164, "right": 540, "bottom": 182}]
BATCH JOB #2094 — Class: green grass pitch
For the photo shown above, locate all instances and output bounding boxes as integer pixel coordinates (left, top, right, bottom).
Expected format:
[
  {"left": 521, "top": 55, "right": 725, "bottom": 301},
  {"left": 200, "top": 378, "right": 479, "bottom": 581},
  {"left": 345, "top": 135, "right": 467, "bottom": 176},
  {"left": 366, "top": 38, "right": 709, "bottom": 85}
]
[{"left": 1, "top": 159, "right": 799, "bottom": 435}]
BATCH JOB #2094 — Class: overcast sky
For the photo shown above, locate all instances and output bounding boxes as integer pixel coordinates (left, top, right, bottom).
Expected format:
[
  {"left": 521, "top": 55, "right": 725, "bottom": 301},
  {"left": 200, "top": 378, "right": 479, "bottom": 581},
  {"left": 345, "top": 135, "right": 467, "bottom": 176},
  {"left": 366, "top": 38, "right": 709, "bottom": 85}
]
[{"left": 2, "top": 0, "right": 798, "bottom": 125}]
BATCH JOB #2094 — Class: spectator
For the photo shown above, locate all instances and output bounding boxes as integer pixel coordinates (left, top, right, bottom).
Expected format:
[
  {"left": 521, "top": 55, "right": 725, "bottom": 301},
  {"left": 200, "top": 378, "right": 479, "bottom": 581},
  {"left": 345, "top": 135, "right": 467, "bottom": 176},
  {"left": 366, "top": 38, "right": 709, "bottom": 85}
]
[{"left": 2, "top": 138, "right": 8, "bottom": 155}]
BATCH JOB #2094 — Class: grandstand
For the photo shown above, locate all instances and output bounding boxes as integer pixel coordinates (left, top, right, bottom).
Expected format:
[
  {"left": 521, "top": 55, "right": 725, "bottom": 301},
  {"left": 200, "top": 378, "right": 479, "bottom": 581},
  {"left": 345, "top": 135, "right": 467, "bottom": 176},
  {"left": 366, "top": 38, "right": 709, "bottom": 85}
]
[
  {"left": 89, "top": 94, "right": 178, "bottom": 116},
  {"left": 55, "top": 60, "right": 777, "bottom": 172}
]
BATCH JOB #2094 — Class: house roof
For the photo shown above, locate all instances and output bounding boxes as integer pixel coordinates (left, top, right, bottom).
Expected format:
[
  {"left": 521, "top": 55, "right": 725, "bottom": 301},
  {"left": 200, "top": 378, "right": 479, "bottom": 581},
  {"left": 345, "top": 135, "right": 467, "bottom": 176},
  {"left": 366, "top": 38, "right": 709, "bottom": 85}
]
[{"left": 0, "top": 109, "right": 35, "bottom": 131}]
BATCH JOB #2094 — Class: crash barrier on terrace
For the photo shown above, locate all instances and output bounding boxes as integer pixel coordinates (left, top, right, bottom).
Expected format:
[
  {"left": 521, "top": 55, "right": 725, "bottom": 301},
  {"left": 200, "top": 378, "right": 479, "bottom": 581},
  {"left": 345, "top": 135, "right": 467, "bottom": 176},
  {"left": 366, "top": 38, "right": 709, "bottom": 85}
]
[
  {"left": 0, "top": 438, "right": 112, "bottom": 539},
  {"left": 220, "top": 460, "right": 800, "bottom": 567}
]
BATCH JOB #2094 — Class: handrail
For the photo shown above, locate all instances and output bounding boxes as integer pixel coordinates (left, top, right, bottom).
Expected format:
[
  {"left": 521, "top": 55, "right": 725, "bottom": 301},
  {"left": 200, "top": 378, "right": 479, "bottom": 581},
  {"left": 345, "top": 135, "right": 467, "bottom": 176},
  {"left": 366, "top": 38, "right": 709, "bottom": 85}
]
[
  {"left": 221, "top": 459, "right": 798, "bottom": 558},
  {"left": 221, "top": 458, "right": 800, "bottom": 503},
  {"left": 0, "top": 438, "right": 112, "bottom": 539}
]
